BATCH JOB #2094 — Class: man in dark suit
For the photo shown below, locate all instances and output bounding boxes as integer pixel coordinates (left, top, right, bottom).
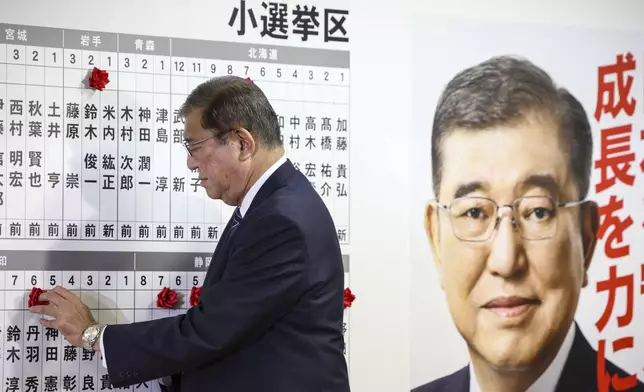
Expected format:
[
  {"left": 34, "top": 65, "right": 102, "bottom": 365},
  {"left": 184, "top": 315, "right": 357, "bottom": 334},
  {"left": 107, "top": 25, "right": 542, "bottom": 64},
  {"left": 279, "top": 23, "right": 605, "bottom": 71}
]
[
  {"left": 415, "top": 55, "right": 644, "bottom": 392},
  {"left": 29, "top": 76, "right": 350, "bottom": 392}
]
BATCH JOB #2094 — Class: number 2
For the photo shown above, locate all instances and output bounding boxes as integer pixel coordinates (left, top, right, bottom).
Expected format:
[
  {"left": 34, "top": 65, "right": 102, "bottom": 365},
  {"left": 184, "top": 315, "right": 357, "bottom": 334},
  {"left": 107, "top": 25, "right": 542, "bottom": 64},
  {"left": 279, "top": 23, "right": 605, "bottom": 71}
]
[
  {"left": 88, "top": 54, "right": 94, "bottom": 66},
  {"left": 32, "top": 50, "right": 39, "bottom": 62}
]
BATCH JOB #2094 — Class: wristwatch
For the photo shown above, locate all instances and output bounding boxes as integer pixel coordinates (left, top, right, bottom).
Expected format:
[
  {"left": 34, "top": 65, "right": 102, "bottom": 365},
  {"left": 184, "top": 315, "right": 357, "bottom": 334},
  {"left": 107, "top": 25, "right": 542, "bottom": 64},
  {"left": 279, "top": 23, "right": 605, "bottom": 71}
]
[{"left": 81, "top": 323, "right": 104, "bottom": 351}]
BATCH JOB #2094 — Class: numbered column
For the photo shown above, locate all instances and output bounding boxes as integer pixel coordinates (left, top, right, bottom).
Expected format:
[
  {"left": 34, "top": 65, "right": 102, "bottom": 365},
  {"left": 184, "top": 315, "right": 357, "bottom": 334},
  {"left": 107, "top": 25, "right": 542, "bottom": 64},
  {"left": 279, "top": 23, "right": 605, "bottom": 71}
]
[
  {"left": 61, "top": 270, "right": 80, "bottom": 390},
  {"left": 62, "top": 36, "right": 83, "bottom": 240},
  {"left": 168, "top": 43, "right": 189, "bottom": 241},
  {"left": 42, "top": 269, "right": 62, "bottom": 390},
  {"left": 152, "top": 48, "right": 171, "bottom": 240},
  {"left": 97, "top": 34, "right": 120, "bottom": 242},
  {"left": 44, "top": 36, "right": 64, "bottom": 239},
  {"left": 24, "top": 270, "right": 44, "bottom": 389},
  {"left": 80, "top": 270, "right": 99, "bottom": 392},
  {"left": 185, "top": 53, "right": 206, "bottom": 242},
  {"left": 5, "top": 32, "right": 27, "bottom": 239},
  {"left": 4, "top": 270, "right": 24, "bottom": 389}
]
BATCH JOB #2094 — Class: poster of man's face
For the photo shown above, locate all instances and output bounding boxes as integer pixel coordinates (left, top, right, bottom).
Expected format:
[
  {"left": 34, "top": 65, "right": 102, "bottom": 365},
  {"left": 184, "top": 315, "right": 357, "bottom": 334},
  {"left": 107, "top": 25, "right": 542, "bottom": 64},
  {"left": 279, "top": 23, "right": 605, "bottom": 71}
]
[{"left": 411, "top": 17, "right": 644, "bottom": 392}]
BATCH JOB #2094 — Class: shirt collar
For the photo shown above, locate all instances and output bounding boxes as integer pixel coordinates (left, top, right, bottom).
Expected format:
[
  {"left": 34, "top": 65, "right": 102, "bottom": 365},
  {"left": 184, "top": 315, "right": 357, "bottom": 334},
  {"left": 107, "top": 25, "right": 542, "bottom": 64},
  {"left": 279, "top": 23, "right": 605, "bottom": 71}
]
[
  {"left": 238, "top": 155, "right": 287, "bottom": 218},
  {"left": 469, "top": 322, "right": 576, "bottom": 392}
]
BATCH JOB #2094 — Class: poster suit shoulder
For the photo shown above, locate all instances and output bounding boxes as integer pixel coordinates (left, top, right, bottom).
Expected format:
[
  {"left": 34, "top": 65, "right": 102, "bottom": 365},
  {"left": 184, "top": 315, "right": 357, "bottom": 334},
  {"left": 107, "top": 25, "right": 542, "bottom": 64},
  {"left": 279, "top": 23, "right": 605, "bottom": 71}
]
[
  {"left": 101, "top": 159, "right": 350, "bottom": 392},
  {"left": 411, "top": 323, "right": 644, "bottom": 392}
]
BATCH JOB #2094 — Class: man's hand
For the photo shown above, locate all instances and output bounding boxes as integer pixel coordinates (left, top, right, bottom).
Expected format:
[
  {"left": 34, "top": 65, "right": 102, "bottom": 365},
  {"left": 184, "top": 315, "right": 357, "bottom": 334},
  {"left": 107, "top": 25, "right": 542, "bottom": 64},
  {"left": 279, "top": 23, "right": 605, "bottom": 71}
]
[{"left": 28, "top": 286, "right": 97, "bottom": 348}]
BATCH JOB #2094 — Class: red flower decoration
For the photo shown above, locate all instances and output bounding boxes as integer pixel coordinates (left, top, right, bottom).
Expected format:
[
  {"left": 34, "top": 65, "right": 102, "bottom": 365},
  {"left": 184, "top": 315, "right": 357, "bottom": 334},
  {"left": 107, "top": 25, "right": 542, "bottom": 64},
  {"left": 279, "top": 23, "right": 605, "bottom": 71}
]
[
  {"left": 28, "top": 287, "right": 49, "bottom": 307},
  {"left": 189, "top": 286, "right": 202, "bottom": 307},
  {"left": 156, "top": 287, "right": 178, "bottom": 309},
  {"left": 343, "top": 287, "right": 355, "bottom": 309},
  {"left": 246, "top": 77, "right": 253, "bottom": 84},
  {"left": 88, "top": 67, "right": 110, "bottom": 91}
]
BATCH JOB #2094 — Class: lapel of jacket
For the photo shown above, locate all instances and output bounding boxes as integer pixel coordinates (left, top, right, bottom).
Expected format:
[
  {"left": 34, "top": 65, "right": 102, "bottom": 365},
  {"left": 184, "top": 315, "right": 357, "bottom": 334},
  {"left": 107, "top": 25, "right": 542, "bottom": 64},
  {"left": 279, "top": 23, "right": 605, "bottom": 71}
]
[
  {"left": 202, "top": 216, "right": 235, "bottom": 286},
  {"left": 202, "top": 159, "right": 296, "bottom": 286},
  {"left": 244, "top": 158, "right": 296, "bottom": 216},
  {"left": 554, "top": 323, "right": 596, "bottom": 392}
]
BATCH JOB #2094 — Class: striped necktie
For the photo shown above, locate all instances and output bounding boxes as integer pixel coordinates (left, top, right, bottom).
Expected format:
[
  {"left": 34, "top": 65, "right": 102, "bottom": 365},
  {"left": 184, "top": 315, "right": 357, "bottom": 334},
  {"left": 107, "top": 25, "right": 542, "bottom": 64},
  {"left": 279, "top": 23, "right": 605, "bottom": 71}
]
[{"left": 229, "top": 207, "right": 243, "bottom": 236}]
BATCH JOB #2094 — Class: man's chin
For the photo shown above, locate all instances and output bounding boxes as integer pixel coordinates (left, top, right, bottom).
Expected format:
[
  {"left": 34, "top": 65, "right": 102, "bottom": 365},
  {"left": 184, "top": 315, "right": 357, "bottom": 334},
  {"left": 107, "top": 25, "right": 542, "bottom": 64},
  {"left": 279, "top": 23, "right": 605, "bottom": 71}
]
[
  {"left": 203, "top": 187, "right": 220, "bottom": 201},
  {"left": 471, "top": 334, "right": 542, "bottom": 372}
]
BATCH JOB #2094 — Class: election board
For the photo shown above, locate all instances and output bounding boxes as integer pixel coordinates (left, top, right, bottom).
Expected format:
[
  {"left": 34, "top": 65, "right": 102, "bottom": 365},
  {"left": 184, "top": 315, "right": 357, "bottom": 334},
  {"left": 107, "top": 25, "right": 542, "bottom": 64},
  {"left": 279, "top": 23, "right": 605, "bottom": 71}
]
[{"left": 0, "top": 6, "right": 352, "bottom": 391}]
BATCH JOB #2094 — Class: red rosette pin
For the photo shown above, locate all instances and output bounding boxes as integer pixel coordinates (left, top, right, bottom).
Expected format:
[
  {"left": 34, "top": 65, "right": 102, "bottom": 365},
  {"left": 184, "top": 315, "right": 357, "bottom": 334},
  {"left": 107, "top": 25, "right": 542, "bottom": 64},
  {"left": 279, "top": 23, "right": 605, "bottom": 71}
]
[
  {"left": 343, "top": 287, "right": 355, "bottom": 309},
  {"left": 28, "top": 287, "right": 49, "bottom": 307},
  {"left": 156, "top": 287, "right": 179, "bottom": 309},
  {"left": 88, "top": 67, "right": 110, "bottom": 91},
  {"left": 189, "top": 286, "right": 202, "bottom": 307},
  {"left": 246, "top": 77, "right": 253, "bottom": 84}
]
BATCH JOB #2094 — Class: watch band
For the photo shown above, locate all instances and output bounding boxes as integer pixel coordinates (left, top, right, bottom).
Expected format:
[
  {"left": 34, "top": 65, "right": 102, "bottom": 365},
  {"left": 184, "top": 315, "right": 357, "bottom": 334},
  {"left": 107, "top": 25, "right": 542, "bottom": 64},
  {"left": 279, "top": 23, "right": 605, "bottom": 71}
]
[{"left": 82, "top": 323, "right": 104, "bottom": 351}]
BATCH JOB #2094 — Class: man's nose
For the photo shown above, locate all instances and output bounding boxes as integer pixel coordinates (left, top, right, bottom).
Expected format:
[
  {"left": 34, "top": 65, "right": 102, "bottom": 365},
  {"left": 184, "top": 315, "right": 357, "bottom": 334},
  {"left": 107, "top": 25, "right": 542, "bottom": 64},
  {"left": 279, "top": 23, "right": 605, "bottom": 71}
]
[
  {"left": 186, "top": 155, "right": 198, "bottom": 170},
  {"left": 485, "top": 209, "right": 526, "bottom": 278}
]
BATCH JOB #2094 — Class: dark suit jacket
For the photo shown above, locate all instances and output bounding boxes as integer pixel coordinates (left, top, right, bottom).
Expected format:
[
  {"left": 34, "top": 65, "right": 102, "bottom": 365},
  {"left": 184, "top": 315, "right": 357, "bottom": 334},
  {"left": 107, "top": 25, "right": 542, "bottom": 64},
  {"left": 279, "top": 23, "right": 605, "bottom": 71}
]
[
  {"left": 102, "top": 159, "right": 350, "bottom": 391},
  {"left": 412, "top": 325, "right": 644, "bottom": 392}
]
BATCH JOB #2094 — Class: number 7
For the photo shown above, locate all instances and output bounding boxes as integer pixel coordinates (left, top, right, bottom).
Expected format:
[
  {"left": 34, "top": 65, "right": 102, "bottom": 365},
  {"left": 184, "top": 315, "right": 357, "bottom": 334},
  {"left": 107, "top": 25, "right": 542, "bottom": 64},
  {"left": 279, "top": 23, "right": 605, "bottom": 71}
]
[
  {"left": 158, "top": 275, "right": 164, "bottom": 285},
  {"left": 244, "top": 66, "right": 249, "bottom": 75}
]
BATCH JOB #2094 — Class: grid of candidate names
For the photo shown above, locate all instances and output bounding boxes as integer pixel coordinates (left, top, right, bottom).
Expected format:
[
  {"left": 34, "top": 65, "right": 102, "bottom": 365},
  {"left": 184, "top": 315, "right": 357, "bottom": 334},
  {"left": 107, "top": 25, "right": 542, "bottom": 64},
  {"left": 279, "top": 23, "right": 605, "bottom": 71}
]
[{"left": 0, "top": 23, "right": 351, "bottom": 245}]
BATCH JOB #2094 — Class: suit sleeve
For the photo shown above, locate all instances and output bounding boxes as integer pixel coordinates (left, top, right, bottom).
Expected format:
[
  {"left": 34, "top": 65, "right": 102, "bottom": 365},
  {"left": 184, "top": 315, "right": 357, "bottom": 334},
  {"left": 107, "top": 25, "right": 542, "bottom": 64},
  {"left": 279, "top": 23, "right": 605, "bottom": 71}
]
[{"left": 101, "top": 214, "right": 308, "bottom": 388}]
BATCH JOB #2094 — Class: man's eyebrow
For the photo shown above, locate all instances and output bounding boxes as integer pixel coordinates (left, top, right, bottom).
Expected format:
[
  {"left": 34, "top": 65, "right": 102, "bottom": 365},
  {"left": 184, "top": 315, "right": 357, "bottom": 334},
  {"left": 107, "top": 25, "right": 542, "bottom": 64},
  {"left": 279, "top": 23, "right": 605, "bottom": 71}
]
[
  {"left": 453, "top": 181, "right": 487, "bottom": 199},
  {"left": 517, "top": 174, "right": 559, "bottom": 197}
]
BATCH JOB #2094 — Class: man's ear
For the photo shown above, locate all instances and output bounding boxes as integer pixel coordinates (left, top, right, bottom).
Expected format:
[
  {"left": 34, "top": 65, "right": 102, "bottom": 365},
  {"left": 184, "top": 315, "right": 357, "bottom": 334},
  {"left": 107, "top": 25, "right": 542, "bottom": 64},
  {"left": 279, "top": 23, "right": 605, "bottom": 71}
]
[
  {"left": 235, "top": 128, "right": 256, "bottom": 160},
  {"left": 425, "top": 200, "right": 445, "bottom": 290},
  {"left": 581, "top": 201, "right": 599, "bottom": 288}
]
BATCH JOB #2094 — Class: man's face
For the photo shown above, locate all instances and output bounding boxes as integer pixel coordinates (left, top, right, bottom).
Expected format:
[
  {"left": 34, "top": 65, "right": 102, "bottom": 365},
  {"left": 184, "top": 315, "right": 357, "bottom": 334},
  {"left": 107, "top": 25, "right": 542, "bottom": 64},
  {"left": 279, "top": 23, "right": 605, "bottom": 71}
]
[
  {"left": 425, "top": 116, "right": 598, "bottom": 370},
  {"left": 183, "top": 110, "right": 247, "bottom": 205}
]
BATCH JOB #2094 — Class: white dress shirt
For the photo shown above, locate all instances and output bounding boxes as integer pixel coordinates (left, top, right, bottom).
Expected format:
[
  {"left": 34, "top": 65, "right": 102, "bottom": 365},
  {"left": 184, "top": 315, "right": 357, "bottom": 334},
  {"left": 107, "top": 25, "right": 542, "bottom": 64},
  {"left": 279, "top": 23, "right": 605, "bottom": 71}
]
[
  {"left": 99, "top": 155, "right": 287, "bottom": 370},
  {"left": 469, "top": 322, "right": 576, "bottom": 392}
]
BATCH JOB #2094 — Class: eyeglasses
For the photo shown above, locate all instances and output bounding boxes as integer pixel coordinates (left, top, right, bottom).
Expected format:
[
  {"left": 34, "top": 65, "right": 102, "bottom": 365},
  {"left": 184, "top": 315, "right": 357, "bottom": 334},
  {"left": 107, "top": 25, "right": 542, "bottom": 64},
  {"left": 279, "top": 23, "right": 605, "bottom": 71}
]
[
  {"left": 183, "top": 135, "right": 216, "bottom": 157},
  {"left": 183, "top": 129, "right": 236, "bottom": 157},
  {"left": 434, "top": 196, "right": 587, "bottom": 242}
]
